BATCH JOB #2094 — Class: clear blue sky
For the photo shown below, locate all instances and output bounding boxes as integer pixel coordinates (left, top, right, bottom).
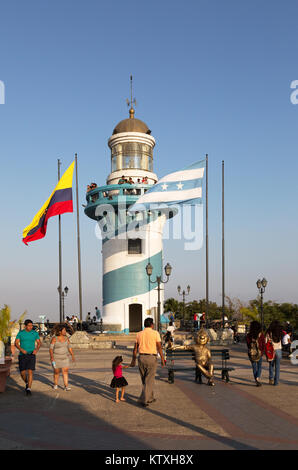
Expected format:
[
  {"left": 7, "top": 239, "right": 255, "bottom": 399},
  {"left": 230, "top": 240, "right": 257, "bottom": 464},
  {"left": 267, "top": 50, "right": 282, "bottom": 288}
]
[{"left": 1, "top": 1, "right": 298, "bottom": 321}]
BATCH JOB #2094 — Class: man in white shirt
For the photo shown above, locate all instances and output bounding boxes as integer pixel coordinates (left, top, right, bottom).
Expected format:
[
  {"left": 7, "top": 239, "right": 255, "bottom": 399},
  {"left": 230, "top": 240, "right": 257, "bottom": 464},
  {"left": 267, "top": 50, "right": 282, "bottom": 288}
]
[
  {"left": 282, "top": 331, "right": 291, "bottom": 356},
  {"left": 167, "top": 322, "right": 176, "bottom": 342}
]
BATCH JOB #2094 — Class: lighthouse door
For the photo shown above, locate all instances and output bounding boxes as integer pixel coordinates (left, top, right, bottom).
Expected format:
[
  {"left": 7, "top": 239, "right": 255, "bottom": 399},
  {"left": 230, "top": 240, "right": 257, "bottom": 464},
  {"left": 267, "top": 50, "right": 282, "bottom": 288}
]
[{"left": 129, "top": 304, "right": 142, "bottom": 332}]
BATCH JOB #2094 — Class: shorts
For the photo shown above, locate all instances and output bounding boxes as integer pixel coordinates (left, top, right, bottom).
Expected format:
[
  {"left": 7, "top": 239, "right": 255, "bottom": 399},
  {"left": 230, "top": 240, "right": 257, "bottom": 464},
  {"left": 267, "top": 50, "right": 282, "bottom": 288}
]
[{"left": 18, "top": 354, "right": 36, "bottom": 372}]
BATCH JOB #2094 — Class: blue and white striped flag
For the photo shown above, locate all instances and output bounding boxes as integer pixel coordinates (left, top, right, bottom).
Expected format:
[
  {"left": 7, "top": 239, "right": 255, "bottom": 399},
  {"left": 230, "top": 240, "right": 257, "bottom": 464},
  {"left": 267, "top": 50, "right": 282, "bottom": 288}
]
[{"left": 129, "top": 159, "right": 205, "bottom": 212}]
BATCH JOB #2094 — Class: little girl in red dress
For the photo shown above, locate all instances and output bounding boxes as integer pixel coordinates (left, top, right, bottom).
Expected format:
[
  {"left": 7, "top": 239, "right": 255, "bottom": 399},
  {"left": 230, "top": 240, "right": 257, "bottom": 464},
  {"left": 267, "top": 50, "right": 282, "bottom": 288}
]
[{"left": 110, "top": 356, "right": 129, "bottom": 402}]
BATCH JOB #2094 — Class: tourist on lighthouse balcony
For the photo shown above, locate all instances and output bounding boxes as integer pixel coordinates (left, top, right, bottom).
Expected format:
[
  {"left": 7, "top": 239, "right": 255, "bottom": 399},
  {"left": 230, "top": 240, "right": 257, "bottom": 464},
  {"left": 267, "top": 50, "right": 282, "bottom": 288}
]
[
  {"left": 118, "top": 175, "right": 126, "bottom": 184},
  {"left": 87, "top": 182, "right": 97, "bottom": 192}
]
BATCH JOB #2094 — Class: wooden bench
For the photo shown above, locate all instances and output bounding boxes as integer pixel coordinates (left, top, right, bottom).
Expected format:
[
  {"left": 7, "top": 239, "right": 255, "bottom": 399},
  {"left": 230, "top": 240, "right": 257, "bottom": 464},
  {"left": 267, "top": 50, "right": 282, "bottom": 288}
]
[{"left": 165, "top": 347, "right": 234, "bottom": 384}]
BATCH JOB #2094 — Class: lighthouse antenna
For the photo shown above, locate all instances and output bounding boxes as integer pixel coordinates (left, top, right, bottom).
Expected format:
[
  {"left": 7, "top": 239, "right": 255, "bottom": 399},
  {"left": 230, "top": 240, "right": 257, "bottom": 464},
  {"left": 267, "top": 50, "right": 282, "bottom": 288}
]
[{"left": 127, "top": 75, "right": 137, "bottom": 115}]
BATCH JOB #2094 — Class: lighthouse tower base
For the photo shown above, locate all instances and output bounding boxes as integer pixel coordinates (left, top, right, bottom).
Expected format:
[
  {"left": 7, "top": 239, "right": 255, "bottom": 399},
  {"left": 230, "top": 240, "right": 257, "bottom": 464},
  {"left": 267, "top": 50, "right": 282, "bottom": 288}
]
[{"left": 102, "top": 214, "right": 166, "bottom": 333}]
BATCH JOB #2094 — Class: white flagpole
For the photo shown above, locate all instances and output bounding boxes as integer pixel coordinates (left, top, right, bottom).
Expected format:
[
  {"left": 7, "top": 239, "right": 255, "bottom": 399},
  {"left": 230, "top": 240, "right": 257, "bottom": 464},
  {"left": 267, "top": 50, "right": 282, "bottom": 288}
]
[{"left": 75, "top": 154, "right": 83, "bottom": 322}]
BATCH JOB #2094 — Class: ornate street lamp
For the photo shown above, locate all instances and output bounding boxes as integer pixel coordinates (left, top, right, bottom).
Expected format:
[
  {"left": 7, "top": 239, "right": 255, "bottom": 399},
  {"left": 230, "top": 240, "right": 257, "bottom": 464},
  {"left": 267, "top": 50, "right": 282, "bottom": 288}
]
[
  {"left": 146, "top": 262, "right": 172, "bottom": 333},
  {"left": 177, "top": 284, "right": 190, "bottom": 327},
  {"left": 57, "top": 286, "right": 69, "bottom": 322},
  {"left": 256, "top": 278, "right": 267, "bottom": 331}
]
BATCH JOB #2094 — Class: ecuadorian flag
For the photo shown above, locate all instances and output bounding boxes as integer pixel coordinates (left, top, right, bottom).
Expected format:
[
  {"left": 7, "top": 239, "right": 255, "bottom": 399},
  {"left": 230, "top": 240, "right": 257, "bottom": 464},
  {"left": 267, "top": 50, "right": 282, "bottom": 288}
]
[{"left": 22, "top": 161, "right": 75, "bottom": 245}]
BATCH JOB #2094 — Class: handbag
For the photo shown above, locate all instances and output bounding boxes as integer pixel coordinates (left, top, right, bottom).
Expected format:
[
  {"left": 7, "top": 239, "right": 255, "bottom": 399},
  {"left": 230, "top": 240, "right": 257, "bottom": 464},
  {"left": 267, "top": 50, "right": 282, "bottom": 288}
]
[{"left": 265, "top": 339, "right": 275, "bottom": 361}]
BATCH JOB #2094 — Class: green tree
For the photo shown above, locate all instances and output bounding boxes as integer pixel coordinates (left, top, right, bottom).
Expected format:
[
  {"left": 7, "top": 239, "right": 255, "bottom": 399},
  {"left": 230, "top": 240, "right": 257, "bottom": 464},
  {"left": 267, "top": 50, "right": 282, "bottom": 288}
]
[
  {"left": 183, "top": 299, "right": 221, "bottom": 322},
  {"left": 165, "top": 296, "right": 298, "bottom": 329},
  {"left": 163, "top": 298, "right": 183, "bottom": 319}
]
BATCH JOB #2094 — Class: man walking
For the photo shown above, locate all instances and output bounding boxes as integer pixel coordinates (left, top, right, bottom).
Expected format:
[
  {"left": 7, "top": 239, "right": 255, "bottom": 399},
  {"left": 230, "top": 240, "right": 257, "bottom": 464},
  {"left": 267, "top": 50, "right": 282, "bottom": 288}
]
[
  {"left": 130, "top": 317, "right": 165, "bottom": 407},
  {"left": 15, "top": 319, "right": 41, "bottom": 395},
  {"left": 193, "top": 313, "right": 198, "bottom": 331},
  {"left": 95, "top": 306, "right": 101, "bottom": 321}
]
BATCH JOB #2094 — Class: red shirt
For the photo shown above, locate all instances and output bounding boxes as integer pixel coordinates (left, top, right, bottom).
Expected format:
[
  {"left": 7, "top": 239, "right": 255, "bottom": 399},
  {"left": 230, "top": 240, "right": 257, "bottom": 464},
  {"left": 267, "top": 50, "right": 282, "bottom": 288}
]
[{"left": 113, "top": 365, "right": 122, "bottom": 378}]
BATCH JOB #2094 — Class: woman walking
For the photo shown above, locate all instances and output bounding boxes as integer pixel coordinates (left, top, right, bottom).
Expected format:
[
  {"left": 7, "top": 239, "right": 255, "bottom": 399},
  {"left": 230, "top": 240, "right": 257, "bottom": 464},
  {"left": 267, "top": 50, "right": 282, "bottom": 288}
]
[
  {"left": 266, "top": 320, "right": 283, "bottom": 386},
  {"left": 49, "top": 324, "right": 75, "bottom": 390},
  {"left": 246, "top": 321, "right": 265, "bottom": 386}
]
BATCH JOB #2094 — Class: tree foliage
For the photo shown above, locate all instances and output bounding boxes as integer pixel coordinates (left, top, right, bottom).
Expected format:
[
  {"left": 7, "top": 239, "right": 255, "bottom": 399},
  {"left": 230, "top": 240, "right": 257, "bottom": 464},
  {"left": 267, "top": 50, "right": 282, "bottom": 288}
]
[
  {"left": 0, "top": 306, "right": 26, "bottom": 343},
  {"left": 164, "top": 296, "right": 298, "bottom": 329}
]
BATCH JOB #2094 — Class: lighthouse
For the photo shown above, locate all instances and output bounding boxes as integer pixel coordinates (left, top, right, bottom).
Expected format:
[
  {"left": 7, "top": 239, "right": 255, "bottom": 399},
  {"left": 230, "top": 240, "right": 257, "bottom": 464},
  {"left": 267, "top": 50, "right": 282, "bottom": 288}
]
[{"left": 85, "top": 96, "right": 170, "bottom": 333}]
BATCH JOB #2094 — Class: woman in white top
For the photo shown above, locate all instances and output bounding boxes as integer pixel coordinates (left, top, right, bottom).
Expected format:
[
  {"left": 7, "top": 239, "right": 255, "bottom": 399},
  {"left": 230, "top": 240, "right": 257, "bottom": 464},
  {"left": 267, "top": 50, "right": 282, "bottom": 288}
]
[{"left": 265, "top": 320, "right": 283, "bottom": 386}]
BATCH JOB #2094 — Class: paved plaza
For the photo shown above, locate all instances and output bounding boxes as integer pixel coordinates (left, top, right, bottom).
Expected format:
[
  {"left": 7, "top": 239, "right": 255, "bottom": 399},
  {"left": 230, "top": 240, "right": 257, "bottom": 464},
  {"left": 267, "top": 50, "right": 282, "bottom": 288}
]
[{"left": 0, "top": 340, "right": 297, "bottom": 450}]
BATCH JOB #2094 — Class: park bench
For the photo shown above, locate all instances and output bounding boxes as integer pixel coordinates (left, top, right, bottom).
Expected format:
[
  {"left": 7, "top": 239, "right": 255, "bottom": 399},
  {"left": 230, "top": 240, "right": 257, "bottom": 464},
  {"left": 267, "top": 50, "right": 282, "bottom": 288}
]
[{"left": 165, "top": 347, "right": 234, "bottom": 384}]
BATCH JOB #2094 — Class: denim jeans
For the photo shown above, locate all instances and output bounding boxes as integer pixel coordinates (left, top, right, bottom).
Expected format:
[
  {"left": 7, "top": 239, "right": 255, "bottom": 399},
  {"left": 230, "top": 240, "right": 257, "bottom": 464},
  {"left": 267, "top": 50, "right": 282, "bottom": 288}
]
[
  {"left": 251, "top": 357, "right": 262, "bottom": 380},
  {"left": 269, "top": 349, "right": 282, "bottom": 385}
]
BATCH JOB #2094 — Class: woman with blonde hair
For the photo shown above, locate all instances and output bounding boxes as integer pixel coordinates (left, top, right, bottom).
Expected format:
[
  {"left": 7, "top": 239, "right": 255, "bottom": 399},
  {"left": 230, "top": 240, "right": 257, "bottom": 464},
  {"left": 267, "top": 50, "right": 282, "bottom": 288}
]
[{"left": 49, "top": 324, "right": 75, "bottom": 390}]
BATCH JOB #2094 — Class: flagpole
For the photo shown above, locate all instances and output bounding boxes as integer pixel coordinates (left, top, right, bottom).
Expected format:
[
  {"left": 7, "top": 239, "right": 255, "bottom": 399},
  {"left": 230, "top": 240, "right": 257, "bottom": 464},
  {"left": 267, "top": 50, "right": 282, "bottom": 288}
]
[
  {"left": 222, "top": 160, "right": 225, "bottom": 328},
  {"left": 205, "top": 154, "right": 209, "bottom": 326},
  {"left": 75, "top": 153, "right": 83, "bottom": 322},
  {"left": 58, "top": 159, "right": 63, "bottom": 323}
]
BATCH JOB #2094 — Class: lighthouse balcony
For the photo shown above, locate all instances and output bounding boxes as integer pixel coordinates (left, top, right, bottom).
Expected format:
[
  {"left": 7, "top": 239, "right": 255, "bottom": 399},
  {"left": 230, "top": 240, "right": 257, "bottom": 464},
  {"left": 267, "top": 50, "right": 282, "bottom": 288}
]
[{"left": 84, "top": 183, "right": 152, "bottom": 220}]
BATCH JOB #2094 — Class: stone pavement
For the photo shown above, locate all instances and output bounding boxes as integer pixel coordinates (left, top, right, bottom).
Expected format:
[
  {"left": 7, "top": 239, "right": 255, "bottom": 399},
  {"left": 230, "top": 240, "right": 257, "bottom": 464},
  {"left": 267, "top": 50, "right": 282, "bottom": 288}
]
[{"left": 0, "top": 341, "right": 297, "bottom": 450}]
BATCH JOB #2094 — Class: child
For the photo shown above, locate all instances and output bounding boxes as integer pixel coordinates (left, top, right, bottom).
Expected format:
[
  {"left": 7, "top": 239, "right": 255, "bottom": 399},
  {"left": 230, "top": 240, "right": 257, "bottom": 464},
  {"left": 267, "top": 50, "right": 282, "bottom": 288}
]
[
  {"left": 163, "top": 331, "right": 173, "bottom": 350},
  {"left": 110, "top": 356, "right": 129, "bottom": 403}
]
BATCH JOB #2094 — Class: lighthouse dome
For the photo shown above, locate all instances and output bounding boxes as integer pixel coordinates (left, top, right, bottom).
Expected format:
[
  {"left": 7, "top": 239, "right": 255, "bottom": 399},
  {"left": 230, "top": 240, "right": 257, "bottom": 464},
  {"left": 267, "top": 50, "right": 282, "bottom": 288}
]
[{"left": 112, "top": 108, "right": 151, "bottom": 135}]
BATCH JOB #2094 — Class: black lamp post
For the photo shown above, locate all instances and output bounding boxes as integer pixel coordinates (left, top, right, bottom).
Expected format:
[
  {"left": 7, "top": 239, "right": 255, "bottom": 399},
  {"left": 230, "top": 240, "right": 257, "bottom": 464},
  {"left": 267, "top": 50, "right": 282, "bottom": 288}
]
[
  {"left": 256, "top": 278, "right": 267, "bottom": 331},
  {"left": 177, "top": 285, "right": 190, "bottom": 327},
  {"left": 57, "top": 286, "right": 69, "bottom": 322},
  {"left": 146, "top": 262, "right": 172, "bottom": 334}
]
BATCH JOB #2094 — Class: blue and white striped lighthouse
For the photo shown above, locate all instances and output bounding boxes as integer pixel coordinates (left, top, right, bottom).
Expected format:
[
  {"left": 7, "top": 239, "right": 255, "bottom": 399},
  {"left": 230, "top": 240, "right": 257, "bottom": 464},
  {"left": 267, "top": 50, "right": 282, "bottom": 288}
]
[{"left": 85, "top": 103, "right": 168, "bottom": 333}]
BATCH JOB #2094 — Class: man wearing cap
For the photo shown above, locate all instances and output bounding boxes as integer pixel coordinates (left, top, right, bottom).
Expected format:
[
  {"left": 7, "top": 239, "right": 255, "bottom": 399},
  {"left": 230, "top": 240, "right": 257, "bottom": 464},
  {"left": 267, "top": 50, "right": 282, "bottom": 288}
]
[
  {"left": 130, "top": 317, "right": 165, "bottom": 407},
  {"left": 15, "top": 319, "right": 41, "bottom": 396}
]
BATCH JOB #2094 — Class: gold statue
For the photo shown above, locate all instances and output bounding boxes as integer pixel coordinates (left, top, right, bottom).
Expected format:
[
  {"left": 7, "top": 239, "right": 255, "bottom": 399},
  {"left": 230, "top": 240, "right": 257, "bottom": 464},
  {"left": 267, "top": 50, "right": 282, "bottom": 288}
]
[{"left": 191, "top": 328, "right": 215, "bottom": 386}]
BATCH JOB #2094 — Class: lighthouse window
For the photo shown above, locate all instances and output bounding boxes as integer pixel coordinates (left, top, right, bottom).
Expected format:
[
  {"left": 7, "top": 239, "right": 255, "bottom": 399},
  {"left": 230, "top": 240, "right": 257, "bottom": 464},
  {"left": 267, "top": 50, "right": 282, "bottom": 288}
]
[
  {"left": 112, "top": 142, "right": 153, "bottom": 171},
  {"left": 128, "top": 238, "right": 142, "bottom": 254},
  {"left": 123, "top": 155, "right": 142, "bottom": 169}
]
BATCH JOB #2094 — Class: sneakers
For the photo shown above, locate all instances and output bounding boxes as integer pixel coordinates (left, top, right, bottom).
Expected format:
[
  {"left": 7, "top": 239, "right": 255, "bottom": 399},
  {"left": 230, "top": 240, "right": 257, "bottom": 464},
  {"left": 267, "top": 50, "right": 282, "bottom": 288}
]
[
  {"left": 269, "top": 379, "right": 274, "bottom": 385},
  {"left": 26, "top": 388, "right": 32, "bottom": 396},
  {"left": 52, "top": 385, "right": 71, "bottom": 390},
  {"left": 255, "top": 378, "right": 262, "bottom": 387}
]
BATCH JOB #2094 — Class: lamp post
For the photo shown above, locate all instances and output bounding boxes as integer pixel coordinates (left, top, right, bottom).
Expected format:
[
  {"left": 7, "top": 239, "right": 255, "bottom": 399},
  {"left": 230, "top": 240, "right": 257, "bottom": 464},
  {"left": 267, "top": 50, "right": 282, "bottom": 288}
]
[
  {"left": 146, "top": 262, "right": 172, "bottom": 334},
  {"left": 177, "top": 285, "right": 190, "bottom": 328},
  {"left": 57, "top": 286, "right": 69, "bottom": 322},
  {"left": 256, "top": 278, "right": 267, "bottom": 331}
]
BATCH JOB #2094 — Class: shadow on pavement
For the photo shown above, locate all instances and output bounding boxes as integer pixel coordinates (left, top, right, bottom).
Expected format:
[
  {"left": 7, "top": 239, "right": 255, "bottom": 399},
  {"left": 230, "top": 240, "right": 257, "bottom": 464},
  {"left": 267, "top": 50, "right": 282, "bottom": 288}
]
[
  {"left": 62, "top": 371, "right": 257, "bottom": 450},
  {"left": 1, "top": 377, "right": 150, "bottom": 450}
]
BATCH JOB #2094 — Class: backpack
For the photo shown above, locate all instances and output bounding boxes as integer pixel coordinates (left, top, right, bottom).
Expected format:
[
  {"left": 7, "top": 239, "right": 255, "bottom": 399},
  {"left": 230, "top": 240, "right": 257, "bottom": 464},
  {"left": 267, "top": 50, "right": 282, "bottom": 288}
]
[
  {"left": 248, "top": 335, "right": 261, "bottom": 362},
  {"left": 265, "top": 339, "right": 275, "bottom": 362}
]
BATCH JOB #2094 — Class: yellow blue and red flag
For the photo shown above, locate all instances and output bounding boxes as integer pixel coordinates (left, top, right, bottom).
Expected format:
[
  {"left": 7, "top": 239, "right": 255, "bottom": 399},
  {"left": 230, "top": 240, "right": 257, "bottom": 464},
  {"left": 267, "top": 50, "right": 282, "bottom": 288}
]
[{"left": 22, "top": 161, "right": 75, "bottom": 245}]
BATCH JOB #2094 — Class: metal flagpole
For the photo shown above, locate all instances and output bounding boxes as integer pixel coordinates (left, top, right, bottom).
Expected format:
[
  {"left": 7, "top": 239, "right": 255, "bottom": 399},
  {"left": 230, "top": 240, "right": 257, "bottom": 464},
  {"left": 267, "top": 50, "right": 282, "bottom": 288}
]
[
  {"left": 222, "top": 160, "right": 225, "bottom": 328},
  {"left": 205, "top": 154, "right": 209, "bottom": 325},
  {"left": 58, "top": 159, "right": 63, "bottom": 323},
  {"left": 75, "top": 153, "right": 83, "bottom": 322}
]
